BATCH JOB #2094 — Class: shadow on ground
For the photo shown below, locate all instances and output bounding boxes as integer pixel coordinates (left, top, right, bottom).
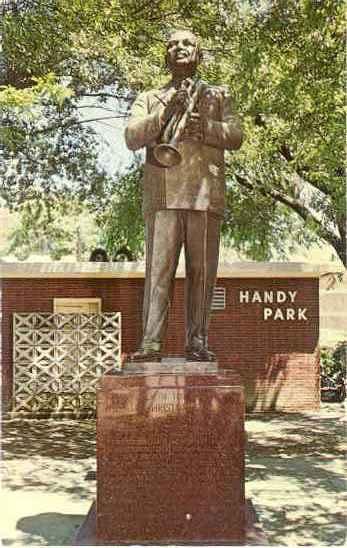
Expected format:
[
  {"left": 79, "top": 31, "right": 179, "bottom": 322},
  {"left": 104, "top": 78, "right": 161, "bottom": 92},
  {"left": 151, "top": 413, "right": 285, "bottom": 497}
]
[
  {"left": 2, "top": 419, "right": 96, "bottom": 460},
  {"left": 2, "top": 461, "right": 95, "bottom": 501},
  {"left": 2, "top": 419, "right": 96, "bottom": 501},
  {"left": 2, "top": 513, "right": 84, "bottom": 546},
  {"left": 1, "top": 404, "right": 345, "bottom": 545},
  {"left": 246, "top": 405, "right": 346, "bottom": 545}
]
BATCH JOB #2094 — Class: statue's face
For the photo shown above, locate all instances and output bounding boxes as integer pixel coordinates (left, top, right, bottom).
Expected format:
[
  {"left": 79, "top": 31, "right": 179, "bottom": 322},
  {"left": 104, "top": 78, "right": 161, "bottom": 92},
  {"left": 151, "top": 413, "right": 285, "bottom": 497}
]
[{"left": 166, "top": 30, "right": 200, "bottom": 73}]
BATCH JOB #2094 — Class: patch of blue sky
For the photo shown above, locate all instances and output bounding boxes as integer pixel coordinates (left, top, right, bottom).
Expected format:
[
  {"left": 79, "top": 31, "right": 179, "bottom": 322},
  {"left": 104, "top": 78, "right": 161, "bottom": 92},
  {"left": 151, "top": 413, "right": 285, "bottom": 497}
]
[{"left": 77, "top": 86, "right": 143, "bottom": 176}]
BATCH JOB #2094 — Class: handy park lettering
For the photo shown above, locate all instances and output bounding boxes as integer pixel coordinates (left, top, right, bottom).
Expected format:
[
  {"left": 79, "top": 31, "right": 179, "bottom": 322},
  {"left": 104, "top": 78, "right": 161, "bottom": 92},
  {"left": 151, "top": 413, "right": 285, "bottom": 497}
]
[{"left": 239, "top": 290, "right": 308, "bottom": 321}]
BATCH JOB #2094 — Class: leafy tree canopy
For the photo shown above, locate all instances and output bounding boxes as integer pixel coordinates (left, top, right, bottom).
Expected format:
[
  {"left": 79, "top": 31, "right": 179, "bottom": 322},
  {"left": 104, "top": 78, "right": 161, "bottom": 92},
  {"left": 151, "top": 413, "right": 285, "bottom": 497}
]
[
  {"left": 4, "top": 196, "right": 100, "bottom": 260},
  {"left": 0, "top": 0, "right": 345, "bottom": 264},
  {"left": 90, "top": 161, "right": 144, "bottom": 260}
]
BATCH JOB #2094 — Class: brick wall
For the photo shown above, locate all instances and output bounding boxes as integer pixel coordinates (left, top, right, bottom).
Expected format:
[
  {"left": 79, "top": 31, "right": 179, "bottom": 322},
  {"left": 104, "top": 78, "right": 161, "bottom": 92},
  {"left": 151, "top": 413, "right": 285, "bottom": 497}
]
[{"left": 1, "top": 276, "right": 320, "bottom": 412}]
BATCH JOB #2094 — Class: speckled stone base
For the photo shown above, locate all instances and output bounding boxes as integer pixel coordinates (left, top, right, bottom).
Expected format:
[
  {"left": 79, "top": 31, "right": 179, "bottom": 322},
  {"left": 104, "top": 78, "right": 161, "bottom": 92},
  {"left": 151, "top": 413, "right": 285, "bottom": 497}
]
[
  {"left": 95, "top": 364, "right": 246, "bottom": 545},
  {"left": 74, "top": 499, "right": 267, "bottom": 546}
]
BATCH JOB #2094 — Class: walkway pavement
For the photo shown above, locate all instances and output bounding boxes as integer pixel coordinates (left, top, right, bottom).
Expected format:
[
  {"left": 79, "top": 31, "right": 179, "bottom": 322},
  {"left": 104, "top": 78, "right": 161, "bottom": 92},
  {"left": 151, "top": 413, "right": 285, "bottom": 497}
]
[
  {"left": 1, "top": 403, "right": 345, "bottom": 546},
  {"left": 245, "top": 403, "right": 346, "bottom": 546}
]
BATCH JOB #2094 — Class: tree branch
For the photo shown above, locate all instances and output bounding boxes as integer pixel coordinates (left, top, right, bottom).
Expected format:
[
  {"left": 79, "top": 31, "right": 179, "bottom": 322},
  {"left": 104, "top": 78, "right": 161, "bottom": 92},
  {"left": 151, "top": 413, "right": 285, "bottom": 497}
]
[
  {"left": 76, "top": 105, "right": 120, "bottom": 112},
  {"left": 255, "top": 115, "right": 334, "bottom": 196},
  {"left": 129, "top": 0, "right": 164, "bottom": 17},
  {"left": 145, "top": 10, "right": 182, "bottom": 22},
  {"left": 280, "top": 152, "right": 333, "bottom": 196},
  {"left": 79, "top": 92, "right": 132, "bottom": 101},
  {"left": 31, "top": 115, "right": 128, "bottom": 135},
  {"left": 235, "top": 173, "right": 341, "bottom": 250}
]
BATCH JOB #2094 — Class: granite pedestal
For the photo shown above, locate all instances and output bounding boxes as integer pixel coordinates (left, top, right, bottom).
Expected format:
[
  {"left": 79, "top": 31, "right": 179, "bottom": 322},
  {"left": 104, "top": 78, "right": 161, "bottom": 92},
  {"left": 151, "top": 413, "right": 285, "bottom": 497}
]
[{"left": 76, "top": 361, "right": 248, "bottom": 545}]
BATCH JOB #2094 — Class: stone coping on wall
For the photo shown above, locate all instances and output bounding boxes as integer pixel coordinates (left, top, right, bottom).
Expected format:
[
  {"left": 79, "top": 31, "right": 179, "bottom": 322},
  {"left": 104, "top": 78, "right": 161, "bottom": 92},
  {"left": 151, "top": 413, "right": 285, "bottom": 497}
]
[{"left": 0, "top": 261, "right": 343, "bottom": 279}]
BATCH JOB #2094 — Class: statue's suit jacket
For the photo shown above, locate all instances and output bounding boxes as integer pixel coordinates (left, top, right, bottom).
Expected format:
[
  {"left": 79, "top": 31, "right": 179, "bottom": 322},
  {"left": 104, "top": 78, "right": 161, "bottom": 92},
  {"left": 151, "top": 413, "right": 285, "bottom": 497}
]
[{"left": 125, "top": 81, "right": 242, "bottom": 219}]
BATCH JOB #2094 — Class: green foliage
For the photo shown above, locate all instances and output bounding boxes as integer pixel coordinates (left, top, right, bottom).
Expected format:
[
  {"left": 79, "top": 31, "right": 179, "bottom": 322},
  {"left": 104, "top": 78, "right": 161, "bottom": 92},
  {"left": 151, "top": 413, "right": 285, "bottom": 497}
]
[
  {"left": 321, "top": 342, "right": 347, "bottom": 377},
  {"left": 222, "top": 178, "right": 319, "bottom": 261},
  {"left": 0, "top": 73, "right": 74, "bottom": 107},
  {"left": 0, "top": 0, "right": 345, "bottom": 264},
  {"left": 224, "top": 0, "right": 344, "bottom": 263},
  {"left": 7, "top": 199, "right": 73, "bottom": 260},
  {"left": 7, "top": 198, "right": 100, "bottom": 260},
  {"left": 94, "top": 164, "right": 144, "bottom": 260}
]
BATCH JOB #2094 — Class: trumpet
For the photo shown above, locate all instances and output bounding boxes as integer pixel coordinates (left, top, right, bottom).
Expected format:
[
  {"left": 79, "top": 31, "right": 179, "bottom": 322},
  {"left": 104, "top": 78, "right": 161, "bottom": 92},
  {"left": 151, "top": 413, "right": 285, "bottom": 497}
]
[{"left": 154, "top": 79, "right": 202, "bottom": 168}]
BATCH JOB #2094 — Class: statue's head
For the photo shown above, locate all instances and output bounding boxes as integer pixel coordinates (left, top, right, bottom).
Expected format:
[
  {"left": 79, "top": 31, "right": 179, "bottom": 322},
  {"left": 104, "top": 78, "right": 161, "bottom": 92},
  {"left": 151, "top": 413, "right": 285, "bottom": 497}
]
[{"left": 165, "top": 29, "right": 202, "bottom": 76}]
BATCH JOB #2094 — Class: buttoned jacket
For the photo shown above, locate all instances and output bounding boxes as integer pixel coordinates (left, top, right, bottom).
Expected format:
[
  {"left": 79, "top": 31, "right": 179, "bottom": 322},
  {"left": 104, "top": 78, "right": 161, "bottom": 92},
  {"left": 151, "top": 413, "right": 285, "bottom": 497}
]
[{"left": 125, "top": 80, "right": 242, "bottom": 218}]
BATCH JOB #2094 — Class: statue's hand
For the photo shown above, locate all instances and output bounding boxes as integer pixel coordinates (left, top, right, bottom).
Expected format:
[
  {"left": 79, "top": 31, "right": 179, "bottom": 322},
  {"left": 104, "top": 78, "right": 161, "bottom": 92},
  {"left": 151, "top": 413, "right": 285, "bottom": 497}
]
[
  {"left": 160, "top": 88, "right": 190, "bottom": 125},
  {"left": 199, "top": 87, "right": 222, "bottom": 121},
  {"left": 182, "top": 112, "right": 203, "bottom": 141}
]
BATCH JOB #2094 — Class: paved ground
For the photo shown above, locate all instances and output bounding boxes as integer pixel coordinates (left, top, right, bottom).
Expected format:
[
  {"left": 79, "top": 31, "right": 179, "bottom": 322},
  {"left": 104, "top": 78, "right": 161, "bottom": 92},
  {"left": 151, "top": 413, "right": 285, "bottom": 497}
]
[
  {"left": 245, "top": 404, "right": 346, "bottom": 546},
  {"left": 1, "top": 403, "right": 345, "bottom": 546}
]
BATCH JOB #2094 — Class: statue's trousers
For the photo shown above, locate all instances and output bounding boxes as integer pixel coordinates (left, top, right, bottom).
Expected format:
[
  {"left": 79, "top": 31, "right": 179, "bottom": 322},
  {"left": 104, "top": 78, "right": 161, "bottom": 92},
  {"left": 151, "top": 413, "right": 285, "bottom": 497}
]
[{"left": 142, "top": 209, "right": 221, "bottom": 350}]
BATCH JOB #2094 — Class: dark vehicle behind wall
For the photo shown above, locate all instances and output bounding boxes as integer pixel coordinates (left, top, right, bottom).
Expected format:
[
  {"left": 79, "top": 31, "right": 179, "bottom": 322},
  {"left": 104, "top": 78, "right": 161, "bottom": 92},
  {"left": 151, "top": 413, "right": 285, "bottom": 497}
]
[{"left": 321, "top": 373, "right": 346, "bottom": 403}]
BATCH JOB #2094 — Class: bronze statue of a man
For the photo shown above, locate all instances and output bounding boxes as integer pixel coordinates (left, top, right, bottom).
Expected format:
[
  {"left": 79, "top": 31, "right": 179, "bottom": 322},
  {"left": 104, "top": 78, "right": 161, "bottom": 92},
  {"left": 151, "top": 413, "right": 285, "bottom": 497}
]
[{"left": 125, "top": 29, "right": 242, "bottom": 361}]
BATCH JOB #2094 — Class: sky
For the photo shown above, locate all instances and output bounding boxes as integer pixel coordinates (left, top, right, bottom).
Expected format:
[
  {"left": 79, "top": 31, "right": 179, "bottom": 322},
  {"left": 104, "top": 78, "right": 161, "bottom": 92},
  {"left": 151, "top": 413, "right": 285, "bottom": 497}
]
[{"left": 79, "top": 92, "right": 142, "bottom": 177}]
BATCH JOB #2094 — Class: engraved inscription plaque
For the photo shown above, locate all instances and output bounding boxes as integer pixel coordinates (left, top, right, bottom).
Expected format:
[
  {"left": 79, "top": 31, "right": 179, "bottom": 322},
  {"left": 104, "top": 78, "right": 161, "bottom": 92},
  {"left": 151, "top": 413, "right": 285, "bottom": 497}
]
[{"left": 96, "top": 371, "right": 245, "bottom": 544}]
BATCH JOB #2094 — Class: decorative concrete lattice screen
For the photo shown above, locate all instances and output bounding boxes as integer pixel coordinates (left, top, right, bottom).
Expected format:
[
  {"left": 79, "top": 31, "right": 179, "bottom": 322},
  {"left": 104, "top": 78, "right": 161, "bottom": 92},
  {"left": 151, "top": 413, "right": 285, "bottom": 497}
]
[{"left": 13, "top": 312, "right": 121, "bottom": 415}]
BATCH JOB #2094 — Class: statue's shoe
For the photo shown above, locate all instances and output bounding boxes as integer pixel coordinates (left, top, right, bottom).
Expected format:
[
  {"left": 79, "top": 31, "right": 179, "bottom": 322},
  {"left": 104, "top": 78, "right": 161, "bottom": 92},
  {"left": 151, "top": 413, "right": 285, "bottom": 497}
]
[
  {"left": 186, "top": 348, "right": 216, "bottom": 362},
  {"left": 129, "top": 349, "right": 162, "bottom": 362}
]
